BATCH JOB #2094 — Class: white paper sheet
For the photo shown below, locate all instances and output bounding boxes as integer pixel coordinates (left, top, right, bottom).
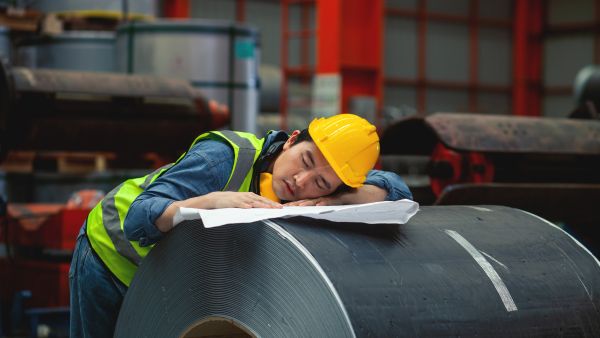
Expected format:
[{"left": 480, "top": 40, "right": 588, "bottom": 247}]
[{"left": 173, "top": 199, "right": 419, "bottom": 228}]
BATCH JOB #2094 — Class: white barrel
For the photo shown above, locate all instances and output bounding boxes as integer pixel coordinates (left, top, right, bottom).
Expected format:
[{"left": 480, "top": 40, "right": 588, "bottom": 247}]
[
  {"left": 29, "top": 0, "right": 157, "bottom": 16},
  {"left": 0, "top": 26, "right": 10, "bottom": 64},
  {"left": 16, "top": 31, "right": 115, "bottom": 72},
  {"left": 116, "top": 20, "right": 260, "bottom": 133}
]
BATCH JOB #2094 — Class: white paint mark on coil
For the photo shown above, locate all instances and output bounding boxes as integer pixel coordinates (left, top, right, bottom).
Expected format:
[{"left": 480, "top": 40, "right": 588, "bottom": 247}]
[
  {"left": 445, "top": 229, "right": 518, "bottom": 312},
  {"left": 466, "top": 206, "right": 493, "bottom": 212},
  {"left": 480, "top": 250, "right": 509, "bottom": 271}
]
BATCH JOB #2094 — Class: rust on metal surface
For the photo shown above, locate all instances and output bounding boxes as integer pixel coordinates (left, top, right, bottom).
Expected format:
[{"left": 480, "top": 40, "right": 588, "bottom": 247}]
[
  {"left": 382, "top": 113, "right": 600, "bottom": 155},
  {"left": 12, "top": 67, "right": 201, "bottom": 98},
  {"left": 427, "top": 113, "right": 600, "bottom": 155},
  {"left": 0, "top": 63, "right": 230, "bottom": 160}
]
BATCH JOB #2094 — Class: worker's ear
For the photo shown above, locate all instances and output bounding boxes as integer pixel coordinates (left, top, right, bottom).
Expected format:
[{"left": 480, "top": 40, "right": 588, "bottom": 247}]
[{"left": 282, "top": 130, "right": 301, "bottom": 150}]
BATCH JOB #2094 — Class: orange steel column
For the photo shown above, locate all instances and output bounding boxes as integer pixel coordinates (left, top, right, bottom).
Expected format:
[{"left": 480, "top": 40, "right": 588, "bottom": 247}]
[
  {"left": 317, "top": 0, "right": 383, "bottom": 121},
  {"left": 513, "top": 0, "right": 543, "bottom": 116}
]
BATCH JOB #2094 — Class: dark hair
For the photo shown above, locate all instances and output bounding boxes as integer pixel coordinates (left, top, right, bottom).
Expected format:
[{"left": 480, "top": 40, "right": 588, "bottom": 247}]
[
  {"left": 294, "top": 128, "right": 313, "bottom": 144},
  {"left": 292, "top": 128, "right": 352, "bottom": 193}
]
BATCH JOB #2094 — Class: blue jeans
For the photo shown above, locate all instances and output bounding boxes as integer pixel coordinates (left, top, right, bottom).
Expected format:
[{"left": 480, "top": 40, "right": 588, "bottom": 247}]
[{"left": 69, "top": 227, "right": 127, "bottom": 338}]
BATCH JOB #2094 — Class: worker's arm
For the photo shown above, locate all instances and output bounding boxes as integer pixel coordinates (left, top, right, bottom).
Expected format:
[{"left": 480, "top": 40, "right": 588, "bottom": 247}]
[
  {"left": 123, "top": 140, "right": 278, "bottom": 247},
  {"left": 285, "top": 170, "right": 412, "bottom": 206},
  {"left": 154, "top": 191, "right": 281, "bottom": 231}
]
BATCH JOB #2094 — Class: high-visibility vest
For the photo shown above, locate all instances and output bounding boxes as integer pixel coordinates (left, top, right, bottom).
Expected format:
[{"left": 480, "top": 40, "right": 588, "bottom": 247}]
[{"left": 86, "top": 131, "right": 265, "bottom": 286}]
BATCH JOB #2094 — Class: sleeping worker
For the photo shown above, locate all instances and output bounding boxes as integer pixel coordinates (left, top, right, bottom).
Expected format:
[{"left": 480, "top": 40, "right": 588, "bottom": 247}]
[{"left": 69, "top": 113, "right": 413, "bottom": 338}]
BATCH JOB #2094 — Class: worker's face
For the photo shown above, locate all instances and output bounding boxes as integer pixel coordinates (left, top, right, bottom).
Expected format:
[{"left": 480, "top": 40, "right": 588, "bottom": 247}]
[{"left": 271, "top": 131, "right": 342, "bottom": 201}]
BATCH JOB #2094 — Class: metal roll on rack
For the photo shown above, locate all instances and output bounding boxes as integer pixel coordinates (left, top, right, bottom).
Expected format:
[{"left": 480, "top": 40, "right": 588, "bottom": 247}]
[
  {"left": 116, "top": 206, "right": 600, "bottom": 337},
  {"left": 380, "top": 113, "right": 600, "bottom": 255},
  {"left": 116, "top": 20, "right": 260, "bottom": 133},
  {"left": 0, "top": 62, "right": 229, "bottom": 159}
]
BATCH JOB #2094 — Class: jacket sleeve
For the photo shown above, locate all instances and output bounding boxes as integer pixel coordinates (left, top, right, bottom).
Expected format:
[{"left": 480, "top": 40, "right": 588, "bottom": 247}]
[
  {"left": 364, "top": 170, "right": 413, "bottom": 201},
  {"left": 123, "top": 140, "right": 234, "bottom": 246}
]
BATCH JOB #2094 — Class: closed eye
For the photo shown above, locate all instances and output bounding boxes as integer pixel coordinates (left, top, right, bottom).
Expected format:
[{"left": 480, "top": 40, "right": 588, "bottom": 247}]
[
  {"left": 306, "top": 151, "right": 316, "bottom": 167},
  {"left": 302, "top": 156, "right": 310, "bottom": 168},
  {"left": 318, "top": 177, "right": 331, "bottom": 191}
]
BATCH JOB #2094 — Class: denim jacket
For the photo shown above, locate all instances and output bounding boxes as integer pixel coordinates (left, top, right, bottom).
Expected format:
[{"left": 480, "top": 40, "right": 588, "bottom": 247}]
[{"left": 123, "top": 131, "right": 413, "bottom": 246}]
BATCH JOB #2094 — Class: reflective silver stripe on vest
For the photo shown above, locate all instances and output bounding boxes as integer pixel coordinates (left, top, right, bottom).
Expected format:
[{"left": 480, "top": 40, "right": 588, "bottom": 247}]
[
  {"left": 102, "top": 183, "right": 142, "bottom": 266},
  {"left": 220, "top": 131, "right": 257, "bottom": 191},
  {"left": 101, "top": 163, "right": 175, "bottom": 265},
  {"left": 139, "top": 163, "right": 174, "bottom": 190}
]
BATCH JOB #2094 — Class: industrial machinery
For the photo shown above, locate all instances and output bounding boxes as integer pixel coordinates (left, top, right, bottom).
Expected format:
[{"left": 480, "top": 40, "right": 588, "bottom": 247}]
[
  {"left": 381, "top": 112, "right": 600, "bottom": 255},
  {"left": 380, "top": 65, "right": 600, "bottom": 257}
]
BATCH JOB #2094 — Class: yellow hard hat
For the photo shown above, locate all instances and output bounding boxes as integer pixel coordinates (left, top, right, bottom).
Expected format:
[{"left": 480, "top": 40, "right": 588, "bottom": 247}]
[{"left": 308, "top": 114, "right": 379, "bottom": 188}]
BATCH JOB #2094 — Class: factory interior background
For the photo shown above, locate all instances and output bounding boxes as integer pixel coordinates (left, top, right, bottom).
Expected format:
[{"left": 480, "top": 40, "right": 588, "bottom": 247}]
[{"left": 0, "top": 0, "right": 599, "bottom": 337}]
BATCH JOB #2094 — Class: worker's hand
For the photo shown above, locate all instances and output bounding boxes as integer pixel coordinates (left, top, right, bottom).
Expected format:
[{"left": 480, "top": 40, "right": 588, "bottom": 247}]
[
  {"left": 156, "top": 192, "right": 282, "bottom": 232},
  {"left": 204, "top": 191, "right": 283, "bottom": 209},
  {"left": 284, "top": 184, "right": 388, "bottom": 207}
]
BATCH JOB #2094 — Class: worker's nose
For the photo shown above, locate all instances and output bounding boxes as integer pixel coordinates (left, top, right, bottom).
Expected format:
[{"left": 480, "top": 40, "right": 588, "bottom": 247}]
[{"left": 294, "top": 170, "right": 312, "bottom": 189}]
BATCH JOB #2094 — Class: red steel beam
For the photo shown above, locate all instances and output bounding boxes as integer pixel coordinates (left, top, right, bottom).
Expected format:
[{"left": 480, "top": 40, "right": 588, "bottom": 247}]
[
  {"left": 164, "top": 0, "right": 190, "bottom": 18},
  {"left": 316, "top": 0, "right": 341, "bottom": 74},
  {"left": 513, "top": 0, "right": 543, "bottom": 116},
  {"left": 316, "top": 0, "right": 342, "bottom": 115},
  {"left": 341, "top": 0, "right": 383, "bottom": 118},
  {"left": 316, "top": 0, "right": 383, "bottom": 122}
]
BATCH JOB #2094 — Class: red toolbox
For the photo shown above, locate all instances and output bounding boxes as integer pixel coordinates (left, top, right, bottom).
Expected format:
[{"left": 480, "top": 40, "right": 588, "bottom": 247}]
[{"left": 4, "top": 205, "right": 88, "bottom": 251}]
